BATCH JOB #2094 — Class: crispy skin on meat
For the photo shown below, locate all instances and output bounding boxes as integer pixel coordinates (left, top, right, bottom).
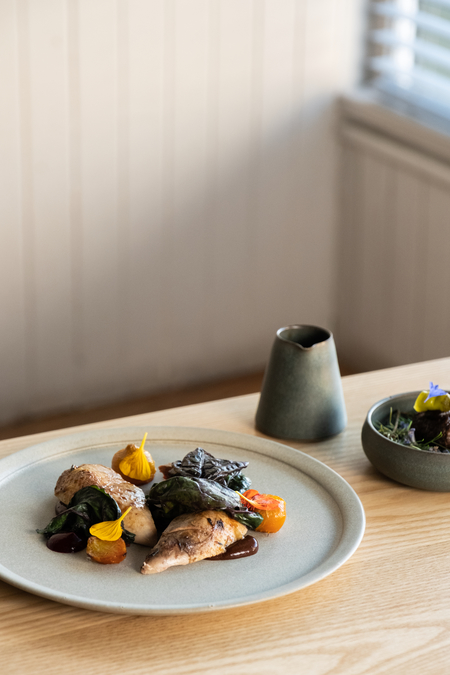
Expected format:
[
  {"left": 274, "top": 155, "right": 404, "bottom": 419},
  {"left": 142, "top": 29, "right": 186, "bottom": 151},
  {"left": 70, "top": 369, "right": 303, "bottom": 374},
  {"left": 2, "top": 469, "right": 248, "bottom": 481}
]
[
  {"left": 54, "top": 464, "right": 157, "bottom": 547},
  {"left": 140, "top": 510, "right": 247, "bottom": 574}
]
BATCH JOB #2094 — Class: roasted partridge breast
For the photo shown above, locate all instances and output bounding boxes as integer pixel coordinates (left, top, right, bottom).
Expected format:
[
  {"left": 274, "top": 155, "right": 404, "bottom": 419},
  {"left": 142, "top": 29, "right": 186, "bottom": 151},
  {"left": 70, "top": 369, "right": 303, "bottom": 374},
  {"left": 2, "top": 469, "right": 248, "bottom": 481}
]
[
  {"left": 141, "top": 510, "right": 247, "bottom": 574},
  {"left": 54, "top": 464, "right": 158, "bottom": 547}
]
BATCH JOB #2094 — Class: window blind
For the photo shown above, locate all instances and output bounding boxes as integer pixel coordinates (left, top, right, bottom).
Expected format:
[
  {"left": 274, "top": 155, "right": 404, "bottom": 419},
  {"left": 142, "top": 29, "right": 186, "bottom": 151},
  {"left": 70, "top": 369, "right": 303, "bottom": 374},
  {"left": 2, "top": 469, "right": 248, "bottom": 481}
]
[{"left": 367, "top": 0, "right": 450, "bottom": 117}]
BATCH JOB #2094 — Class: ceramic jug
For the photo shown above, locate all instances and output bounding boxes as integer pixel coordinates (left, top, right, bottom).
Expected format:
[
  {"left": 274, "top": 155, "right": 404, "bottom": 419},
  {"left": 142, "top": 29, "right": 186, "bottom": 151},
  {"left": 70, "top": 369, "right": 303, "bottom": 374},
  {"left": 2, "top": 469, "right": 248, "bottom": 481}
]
[{"left": 255, "top": 325, "right": 347, "bottom": 440}]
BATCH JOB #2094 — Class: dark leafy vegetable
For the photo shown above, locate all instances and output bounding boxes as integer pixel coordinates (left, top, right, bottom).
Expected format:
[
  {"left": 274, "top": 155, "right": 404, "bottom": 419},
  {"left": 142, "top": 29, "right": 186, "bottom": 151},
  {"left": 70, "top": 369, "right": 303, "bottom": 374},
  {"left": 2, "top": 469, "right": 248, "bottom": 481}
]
[
  {"left": 162, "top": 447, "right": 251, "bottom": 488},
  {"left": 37, "top": 485, "right": 136, "bottom": 546},
  {"left": 225, "top": 472, "right": 252, "bottom": 492},
  {"left": 232, "top": 509, "right": 264, "bottom": 530},
  {"left": 146, "top": 475, "right": 263, "bottom": 531}
]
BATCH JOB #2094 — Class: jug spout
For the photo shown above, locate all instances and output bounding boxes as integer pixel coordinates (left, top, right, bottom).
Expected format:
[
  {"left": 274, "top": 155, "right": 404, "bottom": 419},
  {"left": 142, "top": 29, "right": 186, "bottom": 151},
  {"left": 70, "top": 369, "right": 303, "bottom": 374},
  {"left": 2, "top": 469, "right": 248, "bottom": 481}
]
[{"left": 277, "top": 325, "right": 331, "bottom": 351}]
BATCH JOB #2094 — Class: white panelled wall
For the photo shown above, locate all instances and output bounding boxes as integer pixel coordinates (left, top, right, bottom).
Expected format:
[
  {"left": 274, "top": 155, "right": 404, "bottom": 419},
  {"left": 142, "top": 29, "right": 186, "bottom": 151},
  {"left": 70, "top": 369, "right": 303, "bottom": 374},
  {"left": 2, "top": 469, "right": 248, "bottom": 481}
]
[
  {"left": 0, "top": 0, "right": 363, "bottom": 425},
  {"left": 337, "top": 123, "right": 450, "bottom": 373}
]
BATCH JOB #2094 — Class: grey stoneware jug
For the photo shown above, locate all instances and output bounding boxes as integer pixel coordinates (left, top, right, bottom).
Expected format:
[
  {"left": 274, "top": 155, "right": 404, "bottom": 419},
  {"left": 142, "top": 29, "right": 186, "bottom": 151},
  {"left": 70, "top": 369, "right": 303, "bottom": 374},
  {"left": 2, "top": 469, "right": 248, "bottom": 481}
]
[{"left": 255, "top": 325, "right": 347, "bottom": 440}]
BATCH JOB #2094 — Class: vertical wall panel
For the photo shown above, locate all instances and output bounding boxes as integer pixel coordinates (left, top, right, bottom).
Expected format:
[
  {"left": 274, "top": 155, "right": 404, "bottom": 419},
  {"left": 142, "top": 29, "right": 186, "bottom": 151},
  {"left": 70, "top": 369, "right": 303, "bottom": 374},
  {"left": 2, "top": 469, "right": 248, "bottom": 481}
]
[
  {"left": 162, "top": 0, "right": 210, "bottom": 384},
  {"left": 127, "top": 0, "right": 164, "bottom": 394},
  {"left": 336, "top": 144, "right": 365, "bottom": 358},
  {"left": 210, "top": 0, "right": 256, "bottom": 370},
  {"left": 423, "top": 185, "right": 450, "bottom": 361},
  {"left": 389, "top": 171, "right": 428, "bottom": 366},
  {"left": 338, "top": 126, "right": 450, "bottom": 372},
  {"left": 16, "top": 0, "right": 38, "bottom": 414},
  {"left": 78, "top": 0, "right": 121, "bottom": 402},
  {"left": 115, "top": 0, "right": 131, "bottom": 384},
  {"left": 293, "top": 0, "right": 340, "bottom": 326},
  {"left": 254, "top": 0, "right": 297, "bottom": 338},
  {"left": 66, "top": 0, "right": 83, "bottom": 398},
  {"left": 359, "top": 155, "right": 394, "bottom": 363},
  {"left": 0, "top": 0, "right": 27, "bottom": 420},
  {"left": 28, "top": 0, "right": 73, "bottom": 412}
]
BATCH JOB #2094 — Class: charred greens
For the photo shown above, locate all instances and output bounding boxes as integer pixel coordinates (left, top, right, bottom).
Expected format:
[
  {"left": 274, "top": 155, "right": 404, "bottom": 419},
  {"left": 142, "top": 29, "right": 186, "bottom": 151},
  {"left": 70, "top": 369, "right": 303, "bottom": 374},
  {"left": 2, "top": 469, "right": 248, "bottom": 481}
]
[
  {"left": 162, "top": 447, "right": 252, "bottom": 490},
  {"left": 146, "top": 475, "right": 263, "bottom": 532},
  {"left": 225, "top": 472, "right": 252, "bottom": 492},
  {"left": 37, "top": 485, "right": 135, "bottom": 546}
]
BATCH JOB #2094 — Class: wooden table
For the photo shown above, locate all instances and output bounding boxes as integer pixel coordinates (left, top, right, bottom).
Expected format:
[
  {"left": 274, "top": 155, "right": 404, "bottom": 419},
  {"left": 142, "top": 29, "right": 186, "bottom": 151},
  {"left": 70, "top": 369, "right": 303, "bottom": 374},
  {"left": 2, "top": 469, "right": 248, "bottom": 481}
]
[{"left": 2, "top": 357, "right": 450, "bottom": 674}]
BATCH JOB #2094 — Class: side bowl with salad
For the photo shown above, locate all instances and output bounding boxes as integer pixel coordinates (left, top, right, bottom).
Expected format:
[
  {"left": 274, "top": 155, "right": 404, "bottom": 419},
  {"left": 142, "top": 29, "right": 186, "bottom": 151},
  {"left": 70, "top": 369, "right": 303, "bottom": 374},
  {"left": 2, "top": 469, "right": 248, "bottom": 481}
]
[{"left": 362, "top": 391, "right": 450, "bottom": 491}]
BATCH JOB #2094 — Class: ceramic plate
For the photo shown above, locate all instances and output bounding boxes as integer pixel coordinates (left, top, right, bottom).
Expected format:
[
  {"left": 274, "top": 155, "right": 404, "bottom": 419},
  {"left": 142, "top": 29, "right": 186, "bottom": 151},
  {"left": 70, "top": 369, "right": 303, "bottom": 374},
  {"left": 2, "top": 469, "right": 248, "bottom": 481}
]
[{"left": 0, "top": 426, "right": 365, "bottom": 615}]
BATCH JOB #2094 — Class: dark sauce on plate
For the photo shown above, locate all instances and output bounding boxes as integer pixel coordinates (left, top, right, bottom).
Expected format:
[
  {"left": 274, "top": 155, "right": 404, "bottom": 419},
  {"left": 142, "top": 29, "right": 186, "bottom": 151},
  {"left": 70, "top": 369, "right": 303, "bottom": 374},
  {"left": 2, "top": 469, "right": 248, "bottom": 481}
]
[{"left": 206, "top": 535, "right": 258, "bottom": 561}]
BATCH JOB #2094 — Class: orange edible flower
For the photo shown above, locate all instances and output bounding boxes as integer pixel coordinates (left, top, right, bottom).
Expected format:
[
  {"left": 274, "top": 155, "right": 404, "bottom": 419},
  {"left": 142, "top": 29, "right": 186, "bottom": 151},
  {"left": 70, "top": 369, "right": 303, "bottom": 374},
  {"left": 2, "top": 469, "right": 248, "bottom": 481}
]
[{"left": 119, "top": 433, "right": 152, "bottom": 481}]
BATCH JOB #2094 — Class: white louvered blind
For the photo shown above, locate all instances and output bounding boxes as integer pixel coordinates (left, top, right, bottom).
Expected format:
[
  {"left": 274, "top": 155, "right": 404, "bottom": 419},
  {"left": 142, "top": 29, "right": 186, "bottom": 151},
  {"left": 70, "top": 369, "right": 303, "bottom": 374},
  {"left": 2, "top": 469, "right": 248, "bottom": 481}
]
[{"left": 368, "top": 0, "right": 450, "bottom": 117}]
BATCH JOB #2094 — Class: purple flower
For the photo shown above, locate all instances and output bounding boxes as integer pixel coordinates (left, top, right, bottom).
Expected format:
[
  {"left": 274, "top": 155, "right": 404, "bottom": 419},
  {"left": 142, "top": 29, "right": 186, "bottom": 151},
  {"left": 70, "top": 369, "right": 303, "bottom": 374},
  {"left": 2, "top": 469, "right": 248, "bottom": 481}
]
[{"left": 425, "top": 382, "right": 447, "bottom": 401}]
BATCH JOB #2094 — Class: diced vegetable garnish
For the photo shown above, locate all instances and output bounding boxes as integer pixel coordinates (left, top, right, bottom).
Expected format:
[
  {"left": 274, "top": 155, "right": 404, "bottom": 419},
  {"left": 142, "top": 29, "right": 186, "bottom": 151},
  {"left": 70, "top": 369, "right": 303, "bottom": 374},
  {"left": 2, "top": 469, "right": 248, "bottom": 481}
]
[{"left": 86, "top": 536, "right": 127, "bottom": 564}]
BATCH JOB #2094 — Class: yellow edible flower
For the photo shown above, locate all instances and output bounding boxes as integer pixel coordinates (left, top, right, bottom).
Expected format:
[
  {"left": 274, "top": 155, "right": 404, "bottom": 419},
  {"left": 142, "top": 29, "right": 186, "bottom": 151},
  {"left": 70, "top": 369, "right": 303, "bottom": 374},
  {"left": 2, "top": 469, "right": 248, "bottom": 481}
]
[
  {"left": 414, "top": 390, "right": 450, "bottom": 413},
  {"left": 89, "top": 506, "right": 131, "bottom": 541},
  {"left": 119, "top": 433, "right": 152, "bottom": 481}
]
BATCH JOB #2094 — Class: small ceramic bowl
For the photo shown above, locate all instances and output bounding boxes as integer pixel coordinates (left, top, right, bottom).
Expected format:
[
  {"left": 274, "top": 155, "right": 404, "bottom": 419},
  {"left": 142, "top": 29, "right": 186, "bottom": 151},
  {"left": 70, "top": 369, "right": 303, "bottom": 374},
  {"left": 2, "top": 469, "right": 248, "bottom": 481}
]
[{"left": 361, "top": 391, "right": 450, "bottom": 491}]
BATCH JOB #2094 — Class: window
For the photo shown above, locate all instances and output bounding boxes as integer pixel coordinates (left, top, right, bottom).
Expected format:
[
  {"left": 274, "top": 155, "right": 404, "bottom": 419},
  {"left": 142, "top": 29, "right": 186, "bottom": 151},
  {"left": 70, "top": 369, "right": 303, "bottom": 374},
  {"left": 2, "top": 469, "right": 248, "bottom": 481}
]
[{"left": 367, "top": 0, "right": 450, "bottom": 118}]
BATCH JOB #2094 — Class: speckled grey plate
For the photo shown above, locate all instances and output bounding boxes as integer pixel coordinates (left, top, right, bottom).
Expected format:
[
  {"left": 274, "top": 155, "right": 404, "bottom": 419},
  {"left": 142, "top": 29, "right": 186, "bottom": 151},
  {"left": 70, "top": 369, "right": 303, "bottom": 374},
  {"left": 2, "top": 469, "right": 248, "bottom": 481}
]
[{"left": 0, "top": 426, "right": 365, "bottom": 615}]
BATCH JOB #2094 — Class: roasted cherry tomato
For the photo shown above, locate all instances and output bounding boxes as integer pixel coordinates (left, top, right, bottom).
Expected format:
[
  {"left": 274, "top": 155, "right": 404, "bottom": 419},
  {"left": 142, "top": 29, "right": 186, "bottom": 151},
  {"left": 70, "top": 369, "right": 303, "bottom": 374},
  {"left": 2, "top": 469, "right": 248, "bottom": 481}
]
[{"left": 241, "top": 490, "right": 286, "bottom": 533}]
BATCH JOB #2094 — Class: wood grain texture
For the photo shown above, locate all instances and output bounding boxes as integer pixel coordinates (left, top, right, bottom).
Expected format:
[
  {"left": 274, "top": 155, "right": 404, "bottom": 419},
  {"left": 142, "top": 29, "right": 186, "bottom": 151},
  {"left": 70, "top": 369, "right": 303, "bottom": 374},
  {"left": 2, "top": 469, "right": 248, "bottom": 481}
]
[{"left": 2, "top": 358, "right": 450, "bottom": 674}]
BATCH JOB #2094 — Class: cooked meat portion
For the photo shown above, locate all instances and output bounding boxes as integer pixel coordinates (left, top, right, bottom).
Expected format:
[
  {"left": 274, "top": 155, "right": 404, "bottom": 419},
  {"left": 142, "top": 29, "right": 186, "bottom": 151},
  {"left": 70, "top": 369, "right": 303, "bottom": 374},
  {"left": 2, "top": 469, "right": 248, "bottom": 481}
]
[
  {"left": 141, "top": 510, "right": 247, "bottom": 575},
  {"left": 54, "top": 464, "right": 158, "bottom": 547},
  {"left": 413, "top": 410, "right": 450, "bottom": 448}
]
